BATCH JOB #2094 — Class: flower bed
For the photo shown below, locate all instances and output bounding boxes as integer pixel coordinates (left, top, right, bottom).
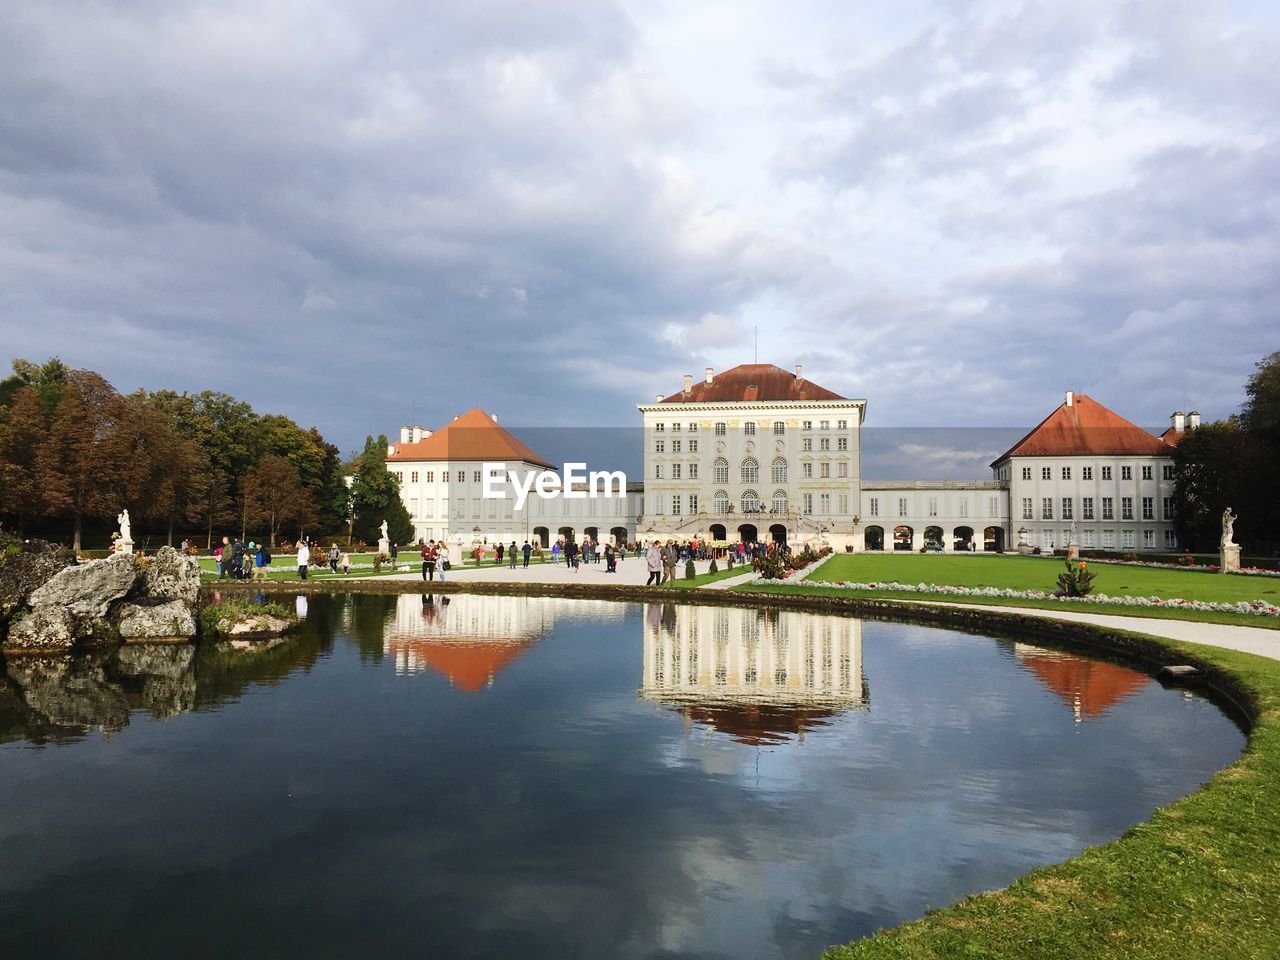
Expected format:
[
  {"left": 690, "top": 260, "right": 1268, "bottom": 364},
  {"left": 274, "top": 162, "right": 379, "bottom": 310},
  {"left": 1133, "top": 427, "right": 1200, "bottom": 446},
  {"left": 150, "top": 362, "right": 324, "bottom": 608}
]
[
  {"left": 1080, "top": 556, "right": 1280, "bottom": 578},
  {"left": 800, "top": 577, "right": 1280, "bottom": 618},
  {"left": 752, "top": 549, "right": 835, "bottom": 584}
]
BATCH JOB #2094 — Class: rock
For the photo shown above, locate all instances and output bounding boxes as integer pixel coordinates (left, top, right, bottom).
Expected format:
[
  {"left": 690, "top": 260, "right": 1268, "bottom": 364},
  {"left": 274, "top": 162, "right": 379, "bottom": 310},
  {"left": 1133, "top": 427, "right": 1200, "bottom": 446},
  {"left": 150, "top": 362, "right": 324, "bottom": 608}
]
[
  {"left": 28, "top": 553, "right": 138, "bottom": 623},
  {"left": 117, "top": 600, "right": 197, "bottom": 640},
  {"left": 140, "top": 546, "right": 201, "bottom": 604},
  {"left": 0, "top": 538, "right": 77, "bottom": 621},
  {"left": 222, "top": 613, "right": 295, "bottom": 639},
  {"left": 111, "top": 642, "right": 195, "bottom": 679},
  {"left": 3, "top": 606, "right": 75, "bottom": 652}
]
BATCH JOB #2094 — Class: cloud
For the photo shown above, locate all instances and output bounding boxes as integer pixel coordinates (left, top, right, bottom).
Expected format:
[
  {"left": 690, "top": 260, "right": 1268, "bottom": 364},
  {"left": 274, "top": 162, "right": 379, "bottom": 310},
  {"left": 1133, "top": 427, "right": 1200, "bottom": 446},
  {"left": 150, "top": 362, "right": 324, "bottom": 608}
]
[{"left": 661, "top": 311, "right": 745, "bottom": 351}]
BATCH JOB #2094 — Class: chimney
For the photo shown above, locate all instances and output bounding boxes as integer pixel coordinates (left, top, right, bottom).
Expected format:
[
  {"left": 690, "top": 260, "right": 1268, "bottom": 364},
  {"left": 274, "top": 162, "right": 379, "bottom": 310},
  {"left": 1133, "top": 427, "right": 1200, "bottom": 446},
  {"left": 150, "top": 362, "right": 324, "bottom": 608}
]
[
  {"left": 1171, "top": 411, "right": 1185, "bottom": 434},
  {"left": 655, "top": 393, "right": 663, "bottom": 403},
  {"left": 683, "top": 373, "right": 693, "bottom": 394},
  {"left": 1188, "top": 411, "right": 1201, "bottom": 430},
  {"left": 491, "top": 413, "right": 499, "bottom": 423},
  {"left": 400, "top": 426, "right": 412, "bottom": 444},
  {"left": 1065, "top": 390, "right": 1074, "bottom": 408},
  {"left": 705, "top": 366, "right": 714, "bottom": 384},
  {"left": 795, "top": 363, "right": 803, "bottom": 381}
]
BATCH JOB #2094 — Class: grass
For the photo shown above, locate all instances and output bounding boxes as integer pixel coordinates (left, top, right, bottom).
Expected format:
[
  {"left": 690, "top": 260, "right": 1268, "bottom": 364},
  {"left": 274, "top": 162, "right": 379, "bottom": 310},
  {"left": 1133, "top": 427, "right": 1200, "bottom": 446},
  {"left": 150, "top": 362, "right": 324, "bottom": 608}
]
[
  {"left": 810, "top": 554, "right": 1280, "bottom": 605},
  {"left": 199, "top": 598, "right": 294, "bottom": 636},
  {"left": 814, "top": 631, "right": 1280, "bottom": 960},
  {"left": 664, "top": 563, "right": 755, "bottom": 589}
]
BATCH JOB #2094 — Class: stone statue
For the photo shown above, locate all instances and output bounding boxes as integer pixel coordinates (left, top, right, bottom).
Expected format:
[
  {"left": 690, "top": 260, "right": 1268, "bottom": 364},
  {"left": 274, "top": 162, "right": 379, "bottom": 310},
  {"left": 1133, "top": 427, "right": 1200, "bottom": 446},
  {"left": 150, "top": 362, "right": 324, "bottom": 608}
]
[
  {"left": 1221, "top": 507, "right": 1236, "bottom": 547},
  {"left": 117, "top": 509, "right": 132, "bottom": 543},
  {"left": 380, "top": 519, "right": 389, "bottom": 540}
]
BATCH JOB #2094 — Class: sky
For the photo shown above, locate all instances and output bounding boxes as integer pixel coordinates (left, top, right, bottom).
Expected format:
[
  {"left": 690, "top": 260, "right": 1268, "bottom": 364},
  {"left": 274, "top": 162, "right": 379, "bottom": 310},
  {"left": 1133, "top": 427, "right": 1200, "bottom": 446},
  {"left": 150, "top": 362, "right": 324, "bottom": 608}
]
[{"left": 1, "top": 0, "right": 1277, "bottom": 471}]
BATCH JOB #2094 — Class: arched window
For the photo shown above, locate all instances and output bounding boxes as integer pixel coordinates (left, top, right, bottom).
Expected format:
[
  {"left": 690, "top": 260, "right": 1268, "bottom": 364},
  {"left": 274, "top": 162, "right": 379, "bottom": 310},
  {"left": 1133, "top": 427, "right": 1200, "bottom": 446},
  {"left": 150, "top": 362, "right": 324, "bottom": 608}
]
[
  {"left": 713, "top": 457, "right": 729, "bottom": 484},
  {"left": 741, "top": 457, "right": 759, "bottom": 484},
  {"left": 772, "top": 490, "right": 788, "bottom": 513},
  {"left": 771, "top": 457, "right": 787, "bottom": 483},
  {"left": 741, "top": 490, "right": 760, "bottom": 513},
  {"left": 713, "top": 490, "right": 730, "bottom": 513}
]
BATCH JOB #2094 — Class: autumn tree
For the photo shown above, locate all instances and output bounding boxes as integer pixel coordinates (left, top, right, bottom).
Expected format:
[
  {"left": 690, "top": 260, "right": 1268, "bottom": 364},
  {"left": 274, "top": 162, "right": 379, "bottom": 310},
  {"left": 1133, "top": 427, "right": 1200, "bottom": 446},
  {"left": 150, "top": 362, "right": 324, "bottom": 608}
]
[
  {"left": 0, "top": 386, "right": 51, "bottom": 535},
  {"left": 244, "top": 454, "right": 314, "bottom": 547}
]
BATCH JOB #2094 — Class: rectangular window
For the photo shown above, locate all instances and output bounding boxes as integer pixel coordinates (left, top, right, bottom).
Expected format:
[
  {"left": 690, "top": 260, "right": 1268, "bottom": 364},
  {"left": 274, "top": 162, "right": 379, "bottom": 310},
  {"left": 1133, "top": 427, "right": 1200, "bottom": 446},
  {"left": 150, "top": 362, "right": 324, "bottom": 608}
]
[
  {"left": 870, "top": 497, "right": 880, "bottom": 517},
  {"left": 1102, "top": 466, "right": 1113, "bottom": 480},
  {"left": 671, "top": 439, "right": 680, "bottom": 453},
  {"left": 655, "top": 440, "right": 665, "bottom": 453},
  {"left": 1162, "top": 464, "right": 1174, "bottom": 480},
  {"left": 672, "top": 495, "right": 682, "bottom": 516},
  {"left": 1042, "top": 467, "right": 1052, "bottom": 480},
  {"left": 457, "top": 470, "right": 465, "bottom": 483},
  {"left": 837, "top": 419, "right": 848, "bottom": 429},
  {"left": 819, "top": 438, "right": 830, "bottom": 451},
  {"left": 689, "top": 494, "right": 699, "bottom": 513},
  {"left": 471, "top": 498, "right": 481, "bottom": 518},
  {"left": 423, "top": 499, "right": 435, "bottom": 518},
  {"left": 1142, "top": 496, "right": 1154, "bottom": 520},
  {"left": 1122, "top": 529, "right": 1135, "bottom": 549},
  {"left": 1122, "top": 466, "right": 1133, "bottom": 480},
  {"left": 820, "top": 462, "right": 830, "bottom": 478},
  {"left": 1022, "top": 467, "right": 1032, "bottom": 480},
  {"left": 1022, "top": 498, "right": 1033, "bottom": 519},
  {"left": 671, "top": 422, "right": 681, "bottom": 432},
  {"left": 837, "top": 437, "right": 848, "bottom": 450},
  {"left": 688, "top": 439, "right": 698, "bottom": 453},
  {"left": 654, "top": 464, "right": 663, "bottom": 479},
  {"left": 802, "top": 420, "right": 812, "bottom": 430},
  {"left": 714, "top": 422, "right": 726, "bottom": 436},
  {"left": 671, "top": 463, "right": 681, "bottom": 480},
  {"left": 1102, "top": 497, "right": 1114, "bottom": 520},
  {"left": 689, "top": 423, "right": 698, "bottom": 432},
  {"left": 408, "top": 498, "right": 418, "bottom": 516},
  {"left": 927, "top": 497, "right": 938, "bottom": 517},
  {"left": 1062, "top": 466, "right": 1071, "bottom": 480},
  {"left": 959, "top": 498, "right": 969, "bottom": 518},
  {"left": 989, "top": 496, "right": 999, "bottom": 517},
  {"left": 1122, "top": 497, "right": 1134, "bottom": 520},
  {"left": 425, "top": 471, "right": 434, "bottom": 483},
  {"left": 804, "top": 493, "right": 814, "bottom": 513},
  {"left": 773, "top": 422, "right": 786, "bottom": 435},
  {"left": 838, "top": 462, "right": 848, "bottom": 478},
  {"left": 1100, "top": 528, "right": 1114, "bottom": 548},
  {"left": 473, "top": 471, "right": 482, "bottom": 483},
  {"left": 1142, "top": 465, "right": 1153, "bottom": 480},
  {"left": 1082, "top": 529, "right": 1095, "bottom": 548},
  {"left": 410, "top": 471, "right": 419, "bottom": 483},
  {"left": 819, "top": 493, "right": 831, "bottom": 512},
  {"left": 1162, "top": 497, "right": 1173, "bottom": 520},
  {"left": 1082, "top": 497, "right": 1094, "bottom": 520},
  {"left": 1082, "top": 466, "right": 1092, "bottom": 480},
  {"left": 802, "top": 438, "right": 813, "bottom": 451},
  {"left": 1062, "top": 497, "right": 1073, "bottom": 520},
  {"left": 655, "top": 423, "right": 665, "bottom": 432},
  {"left": 689, "top": 462, "right": 698, "bottom": 479},
  {"left": 744, "top": 422, "right": 756, "bottom": 436},
  {"left": 898, "top": 497, "right": 908, "bottom": 517},
  {"left": 1164, "top": 529, "right": 1177, "bottom": 549},
  {"left": 802, "top": 462, "right": 813, "bottom": 479},
  {"left": 1042, "top": 497, "right": 1053, "bottom": 520},
  {"left": 838, "top": 494, "right": 849, "bottom": 513},
  {"left": 1143, "top": 529, "right": 1155, "bottom": 548},
  {"left": 820, "top": 420, "right": 830, "bottom": 429}
]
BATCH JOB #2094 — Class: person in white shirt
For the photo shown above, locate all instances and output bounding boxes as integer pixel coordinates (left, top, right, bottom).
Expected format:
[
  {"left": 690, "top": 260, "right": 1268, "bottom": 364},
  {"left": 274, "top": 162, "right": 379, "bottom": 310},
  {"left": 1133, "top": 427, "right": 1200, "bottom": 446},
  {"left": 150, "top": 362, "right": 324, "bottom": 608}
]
[{"left": 297, "top": 541, "right": 310, "bottom": 580}]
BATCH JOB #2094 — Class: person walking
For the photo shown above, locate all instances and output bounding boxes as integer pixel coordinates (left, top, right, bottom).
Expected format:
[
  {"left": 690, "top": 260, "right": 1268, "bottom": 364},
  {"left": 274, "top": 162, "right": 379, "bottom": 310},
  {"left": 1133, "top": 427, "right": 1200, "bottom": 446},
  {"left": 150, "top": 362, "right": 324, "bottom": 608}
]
[
  {"left": 661, "top": 540, "right": 678, "bottom": 584},
  {"left": 496, "top": 542, "right": 505, "bottom": 566},
  {"left": 341, "top": 551, "right": 350, "bottom": 574},
  {"left": 509, "top": 541, "right": 518, "bottom": 569},
  {"left": 645, "top": 541, "right": 663, "bottom": 586},
  {"left": 522, "top": 540, "right": 532, "bottom": 568},
  {"left": 551, "top": 541, "right": 561, "bottom": 565},
  {"left": 254, "top": 542, "right": 270, "bottom": 581},
  {"left": 329, "top": 542, "right": 340, "bottom": 573},
  {"left": 215, "top": 537, "right": 228, "bottom": 580},
  {"left": 422, "top": 541, "right": 436, "bottom": 581},
  {"left": 297, "top": 539, "right": 310, "bottom": 580},
  {"left": 605, "top": 542, "right": 617, "bottom": 573}
]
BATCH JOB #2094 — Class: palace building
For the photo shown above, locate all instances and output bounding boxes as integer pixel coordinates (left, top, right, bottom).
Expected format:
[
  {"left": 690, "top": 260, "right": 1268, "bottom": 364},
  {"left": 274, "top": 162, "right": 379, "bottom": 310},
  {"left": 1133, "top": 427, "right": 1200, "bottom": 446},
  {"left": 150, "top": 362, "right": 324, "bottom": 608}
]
[{"left": 388, "top": 363, "right": 1192, "bottom": 553}]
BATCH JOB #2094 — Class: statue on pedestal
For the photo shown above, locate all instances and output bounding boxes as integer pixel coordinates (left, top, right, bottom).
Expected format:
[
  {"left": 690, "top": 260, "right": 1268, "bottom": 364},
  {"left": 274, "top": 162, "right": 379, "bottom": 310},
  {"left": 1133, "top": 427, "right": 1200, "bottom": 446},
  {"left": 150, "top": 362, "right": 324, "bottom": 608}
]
[
  {"left": 1220, "top": 507, "right": 1241, "bottom": 574},
  {"left": 1221, "top": 507, "right": 1236, "bottom": 547},
  {"left": 115, "top": 509, "right": 134, "bottom": 554},
  {"left": 380, "top": 519, "right": 389, "bottom": 541}
]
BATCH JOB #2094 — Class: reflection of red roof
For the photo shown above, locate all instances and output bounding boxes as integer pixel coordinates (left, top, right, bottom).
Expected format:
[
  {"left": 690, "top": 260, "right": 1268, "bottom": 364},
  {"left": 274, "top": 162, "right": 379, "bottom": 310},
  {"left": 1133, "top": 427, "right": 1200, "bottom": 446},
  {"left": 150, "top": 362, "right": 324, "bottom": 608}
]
[
  {"left": 386, "top": 409, "right": 552, "bottom": 467},
  {"left": 681, "top": 703, "right": 839, "bottom": 745},
  {"left": 992, "top": 394, "right": 1170, "bottom": 463},
  {"left": 660, "top": 364, "right": 846, "bottom": 404},
  {"left": 388, "top": 638, "right": 534, "bottom": 693},
  {"left": 1017, "top": 648, "right": 1150, "bottom": 718}
]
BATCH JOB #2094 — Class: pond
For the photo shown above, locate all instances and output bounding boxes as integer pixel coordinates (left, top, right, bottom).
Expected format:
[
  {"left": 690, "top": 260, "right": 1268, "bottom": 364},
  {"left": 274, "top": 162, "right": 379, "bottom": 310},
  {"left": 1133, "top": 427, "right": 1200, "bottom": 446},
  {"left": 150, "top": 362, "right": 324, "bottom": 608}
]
[{"left": 0, "top": 593, "right": 1244, "bottom": 959}]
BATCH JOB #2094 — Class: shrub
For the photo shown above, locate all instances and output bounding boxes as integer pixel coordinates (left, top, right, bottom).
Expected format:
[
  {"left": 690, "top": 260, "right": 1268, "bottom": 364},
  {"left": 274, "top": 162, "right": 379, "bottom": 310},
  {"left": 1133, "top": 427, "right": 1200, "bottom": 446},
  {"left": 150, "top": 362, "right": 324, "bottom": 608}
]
[
  {"left": 1055, "top": 559, "right": 1095, "bottom": 597},
  {"left": 709, "top": 558, "right": 718, "bottom": 574},
  {"left": 684, "top": 559, "right": 696, "bottom": 580}
]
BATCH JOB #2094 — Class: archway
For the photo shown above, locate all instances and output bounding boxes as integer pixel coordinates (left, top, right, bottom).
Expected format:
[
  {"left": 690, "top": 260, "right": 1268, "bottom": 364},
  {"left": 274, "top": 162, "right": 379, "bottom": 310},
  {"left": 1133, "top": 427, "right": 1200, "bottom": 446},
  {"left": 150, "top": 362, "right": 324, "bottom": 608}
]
[
  {"left": 864, "top": 525, "right": 884, "bottom": 551},
  {"left": 953, "top": 526, "right": 974, "bottom": 552},
  {"left": 710, "top": 523, "right": 727, "bottom": 542},
  {"left": 557, "top": 526, "right": 575, "bottom": 543},
  {"left": 768, "top": 523, "right": 787, "bottom": 546},
  {"left": 924, "top": 526, "right": 944, "bottom": 550},
  {"left": 893, "top": 525, "right": 914, "bottom": 551},
  {"left": 983, "top": 526, "right": 1004, "bottom": 552},
  {"left": 737, "top": 523, "right": 758, "bottom": 543},
  {"left": 584, "top": 526, "right": 599, "bottom": 543},
  {"left": 610, "top": 526, "right": 628, "bottom": 546},
  {"left": 533, "top": 526, "right": 549, "bottom": 548}
]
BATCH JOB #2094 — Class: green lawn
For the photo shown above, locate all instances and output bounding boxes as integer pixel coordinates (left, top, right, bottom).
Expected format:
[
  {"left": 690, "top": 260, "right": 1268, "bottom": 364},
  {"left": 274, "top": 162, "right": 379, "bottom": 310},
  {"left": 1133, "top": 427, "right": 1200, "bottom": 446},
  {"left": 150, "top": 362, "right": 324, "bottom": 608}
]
[
  {"left": 663, "top": 563, "right": 754, "bottom": 590},
  {"left": 810, "top": 554, "right": 1280, "bottom": 605},
  {"left": 816, "top": 632, "right": 1280, "bottom": 960}
]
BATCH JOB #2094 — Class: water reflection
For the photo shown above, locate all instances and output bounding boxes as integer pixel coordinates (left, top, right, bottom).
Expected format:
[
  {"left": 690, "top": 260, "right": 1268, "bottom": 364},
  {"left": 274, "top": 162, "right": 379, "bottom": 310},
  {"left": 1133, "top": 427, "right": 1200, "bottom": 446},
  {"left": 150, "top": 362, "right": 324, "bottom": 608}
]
[
  {"left": 641, "top": 603, "right": 868, "bottom": 744},
  {"left": 1, "top": 643, "right": 195, "bottom": 745},
  {"left": 1013, "top": 643, "right": 1151, "bottom": 723}
]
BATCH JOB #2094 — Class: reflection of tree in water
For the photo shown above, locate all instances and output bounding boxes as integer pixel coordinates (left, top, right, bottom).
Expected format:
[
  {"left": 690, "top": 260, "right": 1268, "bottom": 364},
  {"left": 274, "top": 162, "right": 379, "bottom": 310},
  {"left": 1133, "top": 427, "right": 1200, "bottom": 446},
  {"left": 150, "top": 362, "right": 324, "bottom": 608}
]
[
  {"left": 194, "top": 614, "right": 331, "bottom": 709},
  {"left": 342, "top": 593, "right": 399, "bottom": 666},
  {"left": 1, "top": 643, "right": 197, "bottom": 747}
]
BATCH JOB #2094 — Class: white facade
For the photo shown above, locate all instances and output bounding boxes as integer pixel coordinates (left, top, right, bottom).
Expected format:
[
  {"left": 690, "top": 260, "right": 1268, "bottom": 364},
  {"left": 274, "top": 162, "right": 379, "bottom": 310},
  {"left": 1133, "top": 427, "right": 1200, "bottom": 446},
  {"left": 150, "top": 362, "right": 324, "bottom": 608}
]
[{"left": 860, "top": 481, "right": 1010, "bottom": 551}]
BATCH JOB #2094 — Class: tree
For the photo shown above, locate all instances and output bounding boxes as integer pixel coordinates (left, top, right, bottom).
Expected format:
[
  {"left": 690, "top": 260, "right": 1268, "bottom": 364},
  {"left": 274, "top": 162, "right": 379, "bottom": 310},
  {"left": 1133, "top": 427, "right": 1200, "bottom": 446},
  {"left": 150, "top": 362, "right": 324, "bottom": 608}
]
[
  {"left": 1173, "top": 419, "right": 1249, "bottom": 551},
  {"left": 36, "top": 371, "right": 126, "bottom": 553},
  {"left": 348, "top": 435, "right": 413, "bottom": 546},
  {"left": 243, "top": 454, "right": 314, "bottom": 547},
  {"left": 0, "top": 357, "right": 68, "bottom": 411},
  {"left": 0, "top": 386, "right": 51, "bottom": 535}
]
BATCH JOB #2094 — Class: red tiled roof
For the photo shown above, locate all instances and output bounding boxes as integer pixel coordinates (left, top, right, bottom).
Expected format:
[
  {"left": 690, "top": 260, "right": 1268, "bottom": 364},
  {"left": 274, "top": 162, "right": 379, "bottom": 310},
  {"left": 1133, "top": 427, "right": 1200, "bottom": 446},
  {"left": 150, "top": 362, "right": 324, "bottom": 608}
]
[
  {"left": 681, "top": 703, "right": 841, "bottom": 745},
  {"left": 388, "top": 637, "right": 535, "bottom": 693},
  {"left": 992, "top": 394, "right": 1171, "bottom": 463},
  {"left": 1160, "top": 427, "right": 1185, "bottom": 446},
  {"left": 387, "top": 408, "right": 553, "bottom": 467},
  {"left": 659, "top": 364, "right": 845, "bottom": 404},
  {"left": 1016, "top": 647, "right": 1150, "bottom": 719}
]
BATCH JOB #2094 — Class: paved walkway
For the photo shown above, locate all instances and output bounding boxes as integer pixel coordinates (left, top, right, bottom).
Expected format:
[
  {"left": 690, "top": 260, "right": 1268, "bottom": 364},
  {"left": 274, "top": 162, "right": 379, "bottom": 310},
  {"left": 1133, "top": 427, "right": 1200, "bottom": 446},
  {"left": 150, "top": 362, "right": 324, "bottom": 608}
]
[{"left": 375, "top": 556, "right": 715, "bottom": 587}]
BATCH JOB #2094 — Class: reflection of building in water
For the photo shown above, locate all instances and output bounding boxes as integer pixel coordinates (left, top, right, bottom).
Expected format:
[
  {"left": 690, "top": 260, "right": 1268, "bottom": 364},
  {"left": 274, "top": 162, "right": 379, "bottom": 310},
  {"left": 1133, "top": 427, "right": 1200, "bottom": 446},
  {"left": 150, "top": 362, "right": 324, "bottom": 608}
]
[
  {"left": 1014, "top": 643, "right": 1150, "bottom": 722},
  {"left": 385, "top": 594, "right": 625, "bottom": 689},
  {"left": 640, "top": 604, "right": 867, "bottom": 744}
]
